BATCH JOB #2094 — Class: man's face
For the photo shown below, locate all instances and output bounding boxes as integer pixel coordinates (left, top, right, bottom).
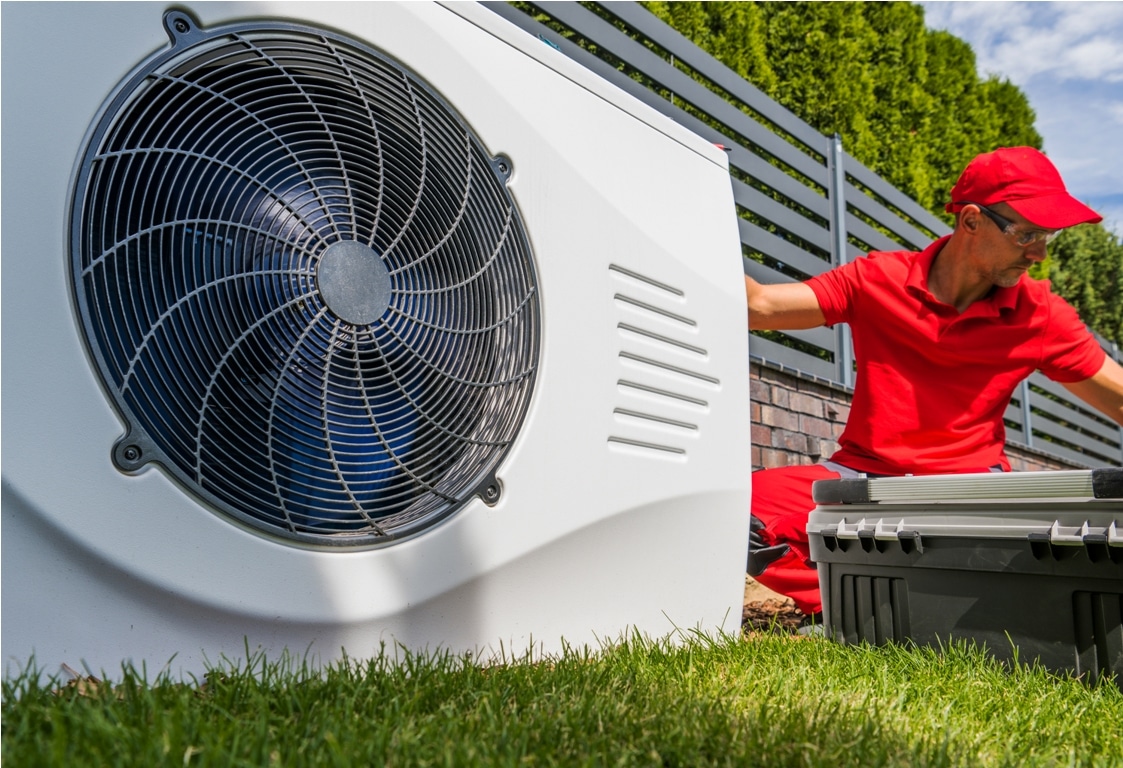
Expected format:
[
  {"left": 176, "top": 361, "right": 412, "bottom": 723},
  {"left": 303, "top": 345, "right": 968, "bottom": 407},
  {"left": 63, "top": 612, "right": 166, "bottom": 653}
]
[{"left": 973, "top": 202, "right": 1056, "bottom": 288}]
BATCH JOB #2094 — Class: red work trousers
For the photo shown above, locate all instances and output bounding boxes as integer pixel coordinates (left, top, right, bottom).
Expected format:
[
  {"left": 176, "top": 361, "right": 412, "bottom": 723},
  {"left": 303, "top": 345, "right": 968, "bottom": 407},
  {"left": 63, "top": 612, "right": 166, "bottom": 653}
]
[{"left": 750, "top": 463, "right": 840, "bottom": 615}]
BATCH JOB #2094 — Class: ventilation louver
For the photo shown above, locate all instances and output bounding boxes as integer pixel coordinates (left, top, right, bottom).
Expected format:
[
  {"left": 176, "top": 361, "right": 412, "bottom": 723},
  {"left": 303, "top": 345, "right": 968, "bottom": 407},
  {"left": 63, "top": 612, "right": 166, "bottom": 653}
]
[{"left": 71, "top": 11, "right": 540, "bottom": 546}]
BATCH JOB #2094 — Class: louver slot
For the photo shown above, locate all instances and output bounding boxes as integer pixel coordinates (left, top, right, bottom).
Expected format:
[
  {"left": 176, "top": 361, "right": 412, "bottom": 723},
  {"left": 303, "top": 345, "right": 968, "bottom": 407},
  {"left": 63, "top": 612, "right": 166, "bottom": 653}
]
[{"left": 609, "top": 264, "right": 715, "bottom": 458}]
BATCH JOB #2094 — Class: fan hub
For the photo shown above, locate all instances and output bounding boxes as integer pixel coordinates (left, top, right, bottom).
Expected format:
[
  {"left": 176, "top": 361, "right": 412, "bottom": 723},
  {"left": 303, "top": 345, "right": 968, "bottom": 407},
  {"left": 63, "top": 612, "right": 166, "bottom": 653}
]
[{"left": 316, "top": 240, "right": 392, "bottom": 326}]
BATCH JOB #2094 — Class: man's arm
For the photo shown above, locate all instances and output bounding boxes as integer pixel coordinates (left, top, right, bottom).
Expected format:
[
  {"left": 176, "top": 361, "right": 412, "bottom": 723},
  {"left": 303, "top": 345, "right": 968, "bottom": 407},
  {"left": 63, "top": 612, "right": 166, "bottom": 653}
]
[
  {"left": 744, "top": 275, "right": 826, "bottom": 331},
  {"left": 1061, "top": 356, "right": 1123, "bottom": 427}
]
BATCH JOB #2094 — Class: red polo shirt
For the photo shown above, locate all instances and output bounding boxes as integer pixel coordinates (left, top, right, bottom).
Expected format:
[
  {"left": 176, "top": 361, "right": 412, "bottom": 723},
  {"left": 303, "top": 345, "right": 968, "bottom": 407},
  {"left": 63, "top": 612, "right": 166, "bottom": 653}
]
[{"left": 806, "top": 235, "right": 1105, "bottom": 475}]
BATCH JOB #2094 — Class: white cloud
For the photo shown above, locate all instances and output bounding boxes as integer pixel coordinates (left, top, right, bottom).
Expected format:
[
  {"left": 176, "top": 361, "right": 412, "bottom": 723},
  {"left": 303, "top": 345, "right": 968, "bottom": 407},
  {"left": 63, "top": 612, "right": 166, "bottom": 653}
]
[{"left": 923, "top": 2, "right": 1123, "bottom": 84}]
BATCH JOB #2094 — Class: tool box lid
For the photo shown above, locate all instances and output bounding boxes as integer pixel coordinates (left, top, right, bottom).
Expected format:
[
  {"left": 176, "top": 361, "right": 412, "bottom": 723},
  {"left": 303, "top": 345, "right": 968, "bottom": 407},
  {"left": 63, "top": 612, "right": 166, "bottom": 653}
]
[
  {"left": 812, "top": 468, "right": 1122, "bottom": 505},
  {"left": 807, "top": 468, "right": 1122, "bottom": 543}
]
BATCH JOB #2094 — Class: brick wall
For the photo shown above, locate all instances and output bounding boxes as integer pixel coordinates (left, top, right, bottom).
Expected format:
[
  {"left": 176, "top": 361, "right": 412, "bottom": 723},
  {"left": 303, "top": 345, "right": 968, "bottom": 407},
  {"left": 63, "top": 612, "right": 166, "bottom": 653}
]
[{"left": 749, "top": 359, "right": 1082, "bottom": 472}]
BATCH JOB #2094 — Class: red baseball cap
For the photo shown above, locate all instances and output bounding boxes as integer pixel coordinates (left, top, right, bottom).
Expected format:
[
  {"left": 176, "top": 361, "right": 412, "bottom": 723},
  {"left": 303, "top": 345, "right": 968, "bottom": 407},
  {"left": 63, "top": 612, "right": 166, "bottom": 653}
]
[{"left": 945, "top": 146, "right": 1102, "bottom": 229}]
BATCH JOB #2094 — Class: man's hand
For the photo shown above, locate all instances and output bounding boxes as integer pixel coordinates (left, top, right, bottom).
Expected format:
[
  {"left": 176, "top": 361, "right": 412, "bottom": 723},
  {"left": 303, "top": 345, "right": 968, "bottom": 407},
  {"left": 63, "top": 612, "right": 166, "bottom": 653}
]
[{"left": 747, "top": 514, "right": 790, "bottom": 577}]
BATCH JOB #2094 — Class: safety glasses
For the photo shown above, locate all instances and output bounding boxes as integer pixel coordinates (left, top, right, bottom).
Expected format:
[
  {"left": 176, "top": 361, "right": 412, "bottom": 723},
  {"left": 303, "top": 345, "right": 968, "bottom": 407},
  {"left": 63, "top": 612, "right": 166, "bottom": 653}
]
[{"left": 966, "top": 203, "right": 1060, "bottom": 247}]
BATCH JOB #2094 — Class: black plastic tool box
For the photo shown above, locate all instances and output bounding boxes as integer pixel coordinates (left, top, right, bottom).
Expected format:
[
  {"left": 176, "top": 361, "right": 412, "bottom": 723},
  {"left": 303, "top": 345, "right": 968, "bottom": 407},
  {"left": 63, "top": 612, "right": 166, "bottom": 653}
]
[{"left": 807, "top": 468, "right": 1123, "bottom": 687}]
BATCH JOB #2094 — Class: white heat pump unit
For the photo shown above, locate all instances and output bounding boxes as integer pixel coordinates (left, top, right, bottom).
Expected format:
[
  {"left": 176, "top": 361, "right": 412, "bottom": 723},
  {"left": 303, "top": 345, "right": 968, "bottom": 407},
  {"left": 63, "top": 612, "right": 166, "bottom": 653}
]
[{"left": 1, "top": 2, "right": 750, "bottom": 679}]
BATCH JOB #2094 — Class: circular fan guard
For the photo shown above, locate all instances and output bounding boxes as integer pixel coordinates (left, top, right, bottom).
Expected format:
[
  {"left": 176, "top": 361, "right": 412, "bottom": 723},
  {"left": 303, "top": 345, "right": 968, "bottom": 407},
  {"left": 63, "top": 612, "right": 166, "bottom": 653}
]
[{"left": 71, "top": 13, "right": 540, "bottom": 546}]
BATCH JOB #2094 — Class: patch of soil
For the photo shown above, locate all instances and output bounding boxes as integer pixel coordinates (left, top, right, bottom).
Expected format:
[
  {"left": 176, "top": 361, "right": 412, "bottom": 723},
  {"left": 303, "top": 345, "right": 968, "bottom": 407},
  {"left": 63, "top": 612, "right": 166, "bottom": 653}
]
[{"left": 742, "top": 576, "right": 809, "bottom": 633}]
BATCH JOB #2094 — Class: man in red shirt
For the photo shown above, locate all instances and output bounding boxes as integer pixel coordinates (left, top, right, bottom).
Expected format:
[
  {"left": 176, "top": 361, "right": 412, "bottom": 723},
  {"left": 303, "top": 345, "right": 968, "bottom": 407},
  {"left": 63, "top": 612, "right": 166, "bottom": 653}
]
[{"left": 745, "top": 146, "right": 1123, "bottom": 616}]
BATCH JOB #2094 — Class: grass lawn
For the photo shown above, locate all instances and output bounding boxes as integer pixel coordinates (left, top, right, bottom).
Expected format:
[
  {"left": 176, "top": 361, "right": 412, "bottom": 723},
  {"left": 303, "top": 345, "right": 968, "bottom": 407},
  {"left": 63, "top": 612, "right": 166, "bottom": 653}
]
[{"left": 3, "top": 630, "right": 1121, "bottom": 767}]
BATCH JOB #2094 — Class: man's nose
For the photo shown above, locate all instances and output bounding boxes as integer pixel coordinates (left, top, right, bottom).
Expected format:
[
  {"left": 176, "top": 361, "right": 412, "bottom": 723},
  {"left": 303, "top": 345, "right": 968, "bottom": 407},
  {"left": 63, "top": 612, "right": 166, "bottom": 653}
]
[{"left": 1024, "top": 242, "right": 1049, "bottom": 261}]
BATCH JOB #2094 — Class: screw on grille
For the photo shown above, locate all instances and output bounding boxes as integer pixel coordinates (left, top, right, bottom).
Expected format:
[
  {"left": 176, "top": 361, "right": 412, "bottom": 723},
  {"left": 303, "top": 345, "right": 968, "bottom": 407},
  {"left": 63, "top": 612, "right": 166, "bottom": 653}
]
[
  {"left": 481, "top": 481, "right": 502, "bottom": 507},
  {"left": 112, "top": 436, "right": 152, "bottom": 473},
  {"left": 492, "top": 155, "right": 513, "bottom": 180}
]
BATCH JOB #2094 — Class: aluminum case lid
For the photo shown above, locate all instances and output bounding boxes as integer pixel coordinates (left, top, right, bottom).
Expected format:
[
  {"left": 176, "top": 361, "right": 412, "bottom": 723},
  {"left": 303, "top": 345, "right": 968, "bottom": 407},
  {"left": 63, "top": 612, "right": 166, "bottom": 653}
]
[{"left": 812, "top": 468, "right": 1123, "bottom": 505}]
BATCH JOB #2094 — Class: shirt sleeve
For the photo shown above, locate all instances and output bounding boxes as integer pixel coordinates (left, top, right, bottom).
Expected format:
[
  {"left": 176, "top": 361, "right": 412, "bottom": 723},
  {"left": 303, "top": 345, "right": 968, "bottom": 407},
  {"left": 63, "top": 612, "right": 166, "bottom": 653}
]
[
  {"left": 1039, "top": 290, "right": 1107, "bottom": 382},
  {"left": 805, "top": 259, "right": 863, "bottom": 326}
]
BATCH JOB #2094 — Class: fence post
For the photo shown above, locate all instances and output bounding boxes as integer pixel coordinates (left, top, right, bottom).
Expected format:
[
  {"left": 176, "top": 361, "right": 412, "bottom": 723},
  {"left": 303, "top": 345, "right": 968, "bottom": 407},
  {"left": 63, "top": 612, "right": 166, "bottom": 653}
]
[
  {"left": 827, "top": 133, "right": 853, "bottom": 388},
  {"left": 1019, "top": 379, "right": 1035, "bottom": 450}
]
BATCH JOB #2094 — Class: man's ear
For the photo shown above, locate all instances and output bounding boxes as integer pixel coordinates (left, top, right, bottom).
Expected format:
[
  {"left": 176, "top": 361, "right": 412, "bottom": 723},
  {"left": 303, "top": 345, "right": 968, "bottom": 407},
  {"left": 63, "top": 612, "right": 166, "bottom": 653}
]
[{"left": 959, "top": 205, "right": 981, "bottom": 234}]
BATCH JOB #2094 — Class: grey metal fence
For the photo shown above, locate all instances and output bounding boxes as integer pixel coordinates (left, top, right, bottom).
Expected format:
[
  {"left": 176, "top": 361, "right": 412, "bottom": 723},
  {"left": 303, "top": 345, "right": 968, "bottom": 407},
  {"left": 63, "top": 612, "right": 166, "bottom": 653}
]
[{"left": 486, "top": 1, "right": 1123, "bottom": 468}]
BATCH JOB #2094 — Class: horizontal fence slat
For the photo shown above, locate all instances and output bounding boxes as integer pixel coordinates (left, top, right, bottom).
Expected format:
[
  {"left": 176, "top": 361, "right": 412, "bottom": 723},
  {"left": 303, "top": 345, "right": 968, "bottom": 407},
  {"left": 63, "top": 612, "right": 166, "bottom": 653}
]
[
  {"left": 729, "top": 146, "right": 832, "bottom": 220},
  {"left": 842, "top": 151, "right": 952, "bottom": 236},
  {"left": 1027, "top": 373, "right": 1122, "bottom": 442},
  {"left": 1030, "top": 420, "right": 1120, "bottom": 463},
  {"left": 740, "top": 221, "right": 834, "bottom": 279},
  {"left": 744, "top": 257, "right": 797, "bottom": 285},
  {"left": 732, "top": 180, "right": 832, "bottom": 254},
  {"left": 1029, "top": 395, "right": 1123, "bottom": 445},
  {"left": 1022, "top": 438, "right": 1111, "bottom": 469},
  {"left": 1005, "top": 429, "right": 1029, "bottom": 446},
  {"left": 845, "top": 182, "right": 948, "bottom": 249},
  {"left": 749, "top": 335, "right": 835, "bottom": 380},
  {"left": 600, "top": 2, "right": 835, "bottom": 154},
  {"left": 751, "top": 324, "right": 836, "bottom": 352},
  {"left": 1028, "top": 393, "right": 1123, "bottom": 449},
  {"left": 845, "top": 212, "right": 912, "bottom": 253},
  {"left": 1029, "top": 371, "right": 1093, "bottom": 402}
]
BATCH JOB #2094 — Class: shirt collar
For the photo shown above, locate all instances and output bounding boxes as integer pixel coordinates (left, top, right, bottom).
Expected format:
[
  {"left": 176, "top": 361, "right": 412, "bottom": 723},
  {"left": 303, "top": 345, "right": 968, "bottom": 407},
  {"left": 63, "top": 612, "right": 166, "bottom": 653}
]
[{"left": 906, "top": 234, "right": 1020, "bottom": 316}]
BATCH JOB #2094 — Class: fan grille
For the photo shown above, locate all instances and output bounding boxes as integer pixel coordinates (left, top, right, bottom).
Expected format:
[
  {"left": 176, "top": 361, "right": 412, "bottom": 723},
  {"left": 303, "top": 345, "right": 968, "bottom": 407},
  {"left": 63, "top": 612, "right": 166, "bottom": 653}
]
[{"left": 71, "top": 14, "right": 540, "bottom": 546}]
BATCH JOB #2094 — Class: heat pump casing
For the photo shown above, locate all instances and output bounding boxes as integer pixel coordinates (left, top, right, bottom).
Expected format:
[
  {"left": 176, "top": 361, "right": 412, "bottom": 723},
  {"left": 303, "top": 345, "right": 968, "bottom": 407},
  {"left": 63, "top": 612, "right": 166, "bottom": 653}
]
[{"left": 2, "top": 1, "right": 751, "bottom": 678}]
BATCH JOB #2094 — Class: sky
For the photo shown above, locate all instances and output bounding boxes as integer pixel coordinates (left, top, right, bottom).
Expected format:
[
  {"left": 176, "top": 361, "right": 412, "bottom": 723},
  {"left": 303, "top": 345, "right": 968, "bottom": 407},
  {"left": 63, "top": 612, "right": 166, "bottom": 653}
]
[{"left": 921, "top": 1, "right": 1123, "bottom": 236}]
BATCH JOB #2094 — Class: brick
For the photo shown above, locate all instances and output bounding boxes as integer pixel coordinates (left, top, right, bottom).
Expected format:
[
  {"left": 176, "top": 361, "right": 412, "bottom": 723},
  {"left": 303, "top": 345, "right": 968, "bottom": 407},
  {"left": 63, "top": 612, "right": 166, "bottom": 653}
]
[
  {"left": 760, "top": 448, "right": 792, "bottom": 469},
  {"left": 800, "top": 415, "right": 835, "bottom": 439},
  {"left": 796, "top": 378, "right": 833, "bottom": 399},
  {"left": 789, "top": 392, "right": 823, "bottom": 417},
  {"left": 751, "top": 424, "right": 771, "bottom": 446},
  {"left": 770, "top": 385, "right": 790, "bottom": 409},
  {"left": 1005, "top": 445, "right": 1076, "bottom": 471},
  {"left": 758, "top": 366, "right": 794, "bottom": 386},
  {"left": 773, "top": 430, "right": 810, "bottom": 452},
  {"left": 832, "top": 423, "right": 846, "bottom": 440},
  {"left": 750, "top": 402, "right": 761, "bottom": 422},
  {"left": 750, "top": 378, "right": 771, "bottom": 403},
  {"left": 760, "top": 405, "right": 799, "bottom": 431},
  {"left": 826, "top": 403, "right": 851, "bottom": 423}
]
